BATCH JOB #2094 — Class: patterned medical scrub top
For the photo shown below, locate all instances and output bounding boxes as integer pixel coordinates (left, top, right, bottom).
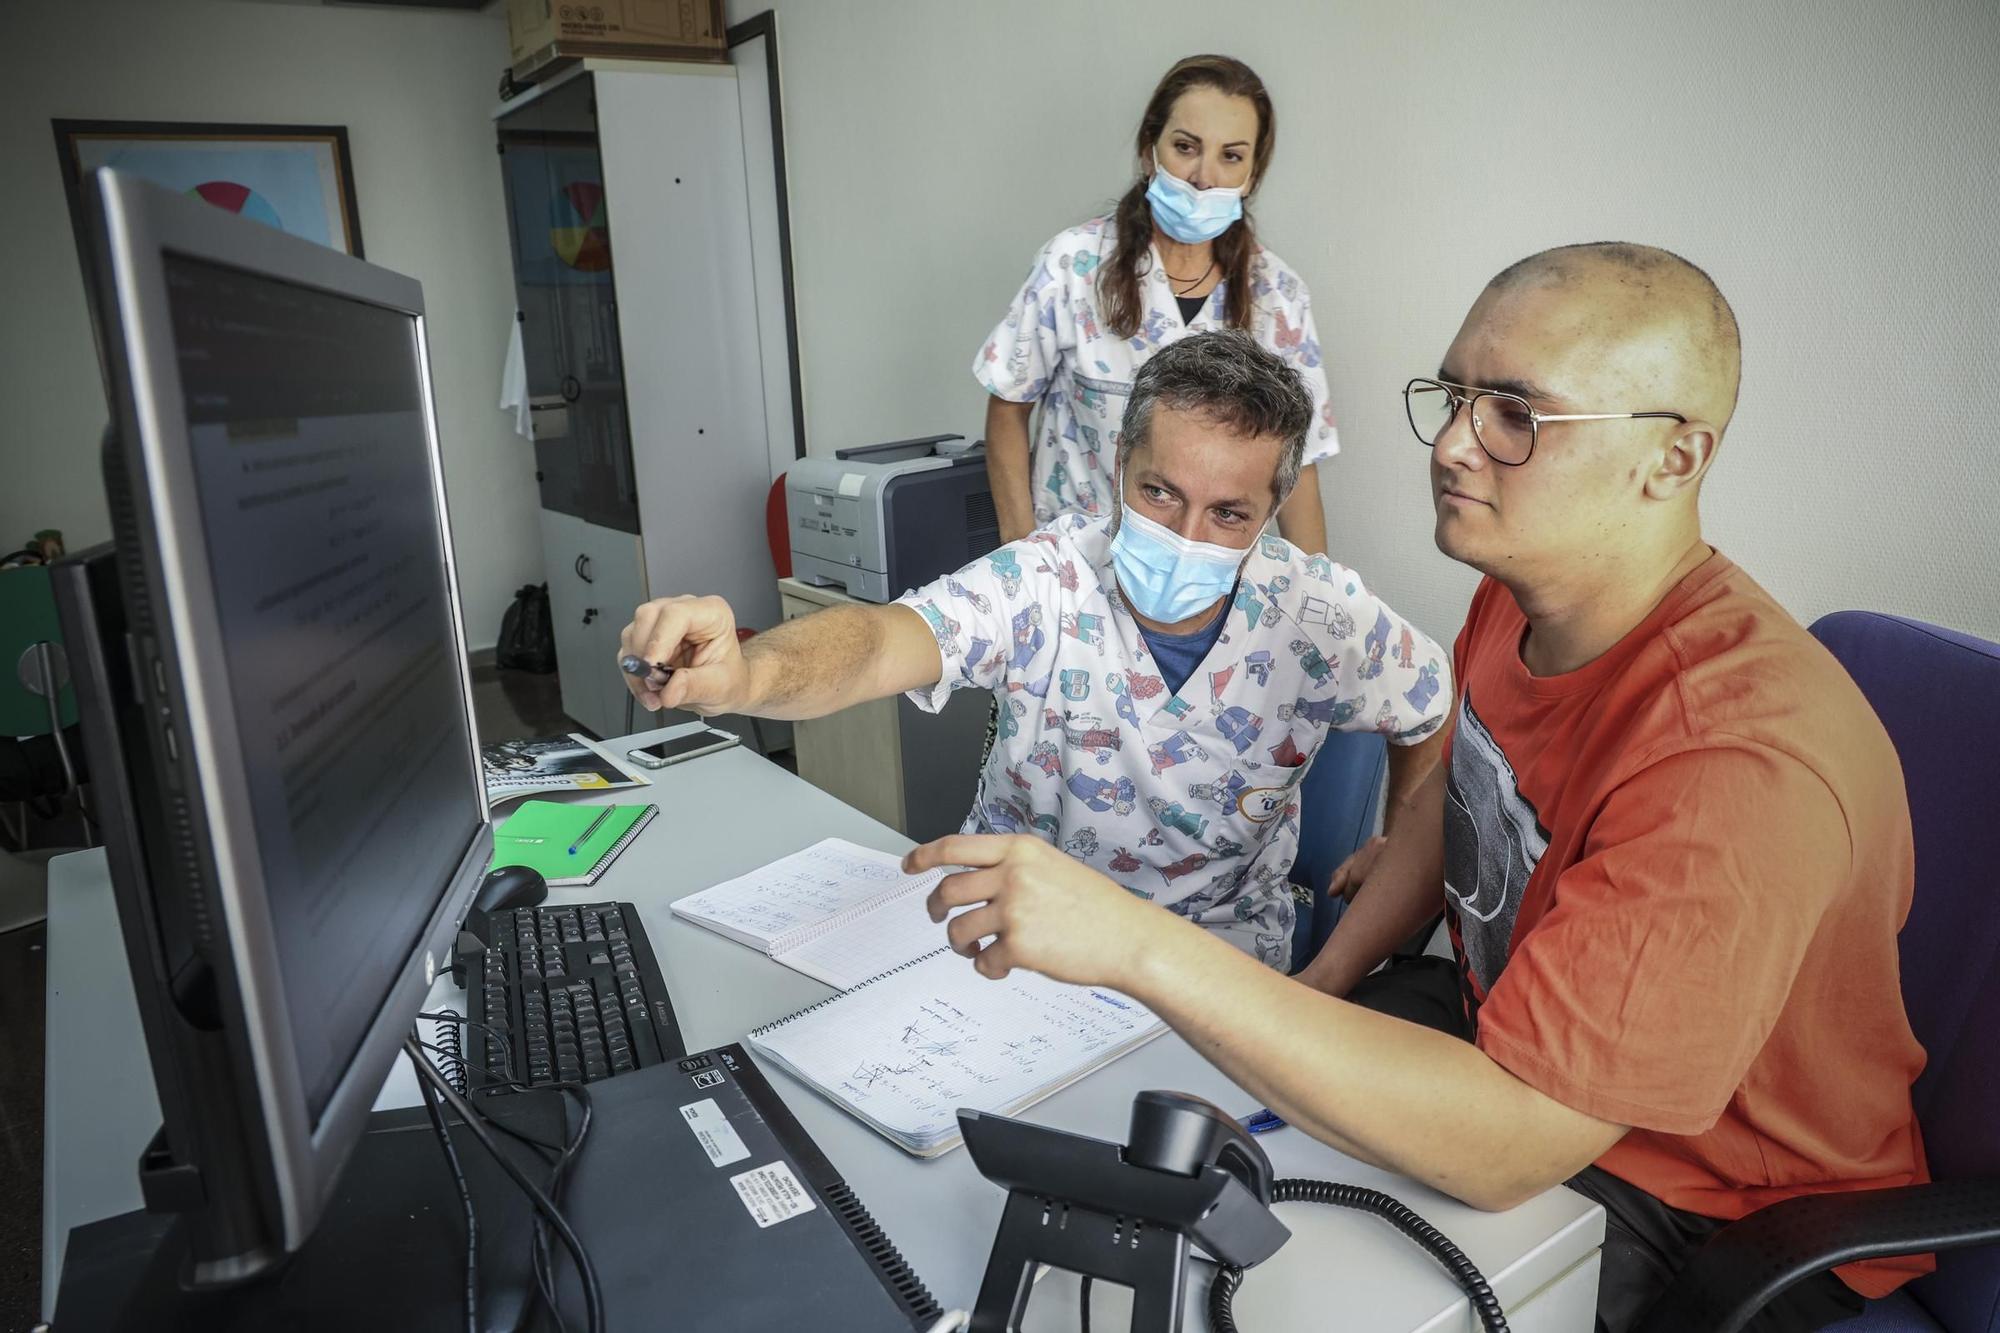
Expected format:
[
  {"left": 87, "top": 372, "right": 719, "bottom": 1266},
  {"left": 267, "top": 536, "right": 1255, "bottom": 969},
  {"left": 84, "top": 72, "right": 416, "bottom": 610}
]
[
  {"left": 896, "top": 515, "right": 1450, "bottom": 967},
  {"left": 975, "top": 215, "right": 1341, "bottom": 526}
]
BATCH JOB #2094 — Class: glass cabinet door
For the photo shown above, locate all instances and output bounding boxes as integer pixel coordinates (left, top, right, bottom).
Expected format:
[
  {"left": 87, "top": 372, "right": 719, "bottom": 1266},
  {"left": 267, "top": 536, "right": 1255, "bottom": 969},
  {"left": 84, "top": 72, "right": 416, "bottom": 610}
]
[{"left": 497, "top": 74, "right": 639, "bottom": 533}]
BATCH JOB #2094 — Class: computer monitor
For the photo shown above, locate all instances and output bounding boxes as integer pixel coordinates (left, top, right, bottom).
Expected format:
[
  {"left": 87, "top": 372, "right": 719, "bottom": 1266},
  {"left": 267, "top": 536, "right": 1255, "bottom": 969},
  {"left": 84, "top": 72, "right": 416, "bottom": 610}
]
[{"left": 52, "top": 169, "right": 494, "bottom": 1287}]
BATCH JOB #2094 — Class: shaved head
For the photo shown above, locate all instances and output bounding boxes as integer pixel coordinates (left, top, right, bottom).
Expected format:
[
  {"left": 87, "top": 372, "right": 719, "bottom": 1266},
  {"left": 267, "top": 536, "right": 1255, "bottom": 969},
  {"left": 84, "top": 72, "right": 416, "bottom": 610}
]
[
  {"left": 1430, "top": 243, "right": 1740, "bottom": 600},
  {"left": 1480, "top": 242, "right": 1741, "bottom": 432}
]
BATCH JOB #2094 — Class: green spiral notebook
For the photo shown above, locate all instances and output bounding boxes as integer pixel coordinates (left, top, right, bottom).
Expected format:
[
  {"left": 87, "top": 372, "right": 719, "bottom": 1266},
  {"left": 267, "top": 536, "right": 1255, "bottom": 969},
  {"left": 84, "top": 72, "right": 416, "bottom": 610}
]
[{"left": 489, "top": 800, "right": 658, "bottom": 888}]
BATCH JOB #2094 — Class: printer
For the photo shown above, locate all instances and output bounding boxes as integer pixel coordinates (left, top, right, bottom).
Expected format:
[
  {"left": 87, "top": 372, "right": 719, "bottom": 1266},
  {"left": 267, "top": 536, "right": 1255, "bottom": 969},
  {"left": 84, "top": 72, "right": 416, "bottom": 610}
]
[{"left": 787, "top": 435, "right": 1002, "bottom": 603}]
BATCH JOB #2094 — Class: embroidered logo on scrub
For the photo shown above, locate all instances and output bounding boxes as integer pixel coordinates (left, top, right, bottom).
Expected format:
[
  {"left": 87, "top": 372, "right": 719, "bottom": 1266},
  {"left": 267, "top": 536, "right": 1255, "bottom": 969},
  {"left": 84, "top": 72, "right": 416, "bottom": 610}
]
[{"left": 1236, "top": 787, "right": 1291, "bottom": 823}]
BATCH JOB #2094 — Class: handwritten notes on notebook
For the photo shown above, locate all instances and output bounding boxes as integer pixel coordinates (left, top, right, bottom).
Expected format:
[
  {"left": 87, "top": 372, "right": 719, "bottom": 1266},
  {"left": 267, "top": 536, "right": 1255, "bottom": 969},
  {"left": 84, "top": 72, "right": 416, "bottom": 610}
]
[
  {"left": 670, "top": 838, "right": 957, "bottom": 989},
  {"left": 679, "top": 838, "right": 1165, "bottom": 1154},
  {"left": 748, "top": 948, "right": 1164, "bottom": 1156}
]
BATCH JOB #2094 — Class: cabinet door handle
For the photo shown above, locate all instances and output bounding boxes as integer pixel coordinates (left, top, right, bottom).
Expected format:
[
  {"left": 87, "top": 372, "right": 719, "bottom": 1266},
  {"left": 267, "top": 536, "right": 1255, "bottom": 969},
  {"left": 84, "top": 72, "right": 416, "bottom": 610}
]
[{"left": 574, "top": 554, "right": 594, "bottom": 583}]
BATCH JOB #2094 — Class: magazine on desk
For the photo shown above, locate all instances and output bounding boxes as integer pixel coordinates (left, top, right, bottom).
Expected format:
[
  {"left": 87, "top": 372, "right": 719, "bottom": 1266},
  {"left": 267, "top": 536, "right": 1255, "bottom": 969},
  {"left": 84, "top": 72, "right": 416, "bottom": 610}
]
[
  {"left": 479, "top": 733, "right": 648, "bottom": 808},
  {"left": 675, "top": 838, "right": 1166, "bottom": 1156}
]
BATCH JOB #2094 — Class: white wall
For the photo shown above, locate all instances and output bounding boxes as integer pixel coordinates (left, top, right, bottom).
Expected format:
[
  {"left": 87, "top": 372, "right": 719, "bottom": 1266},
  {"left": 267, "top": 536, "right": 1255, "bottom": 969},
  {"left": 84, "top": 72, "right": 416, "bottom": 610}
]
[
  {"left": 0, "top": 0, "right": 542, "bottom": 649},
  {"left": 731, "top": 0, "right": 2000, "bottom": 646}
]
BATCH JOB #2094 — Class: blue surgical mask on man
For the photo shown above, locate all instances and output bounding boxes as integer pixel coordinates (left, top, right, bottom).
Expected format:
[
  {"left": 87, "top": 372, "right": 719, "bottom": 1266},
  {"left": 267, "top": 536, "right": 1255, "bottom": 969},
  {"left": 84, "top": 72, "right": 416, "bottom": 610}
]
[
  {"left": 1144, "top": 151, "right": 1245, "bottom": 245},
  {"left": 1110, "top": 504, "right": 1248, "bottom": 624}
]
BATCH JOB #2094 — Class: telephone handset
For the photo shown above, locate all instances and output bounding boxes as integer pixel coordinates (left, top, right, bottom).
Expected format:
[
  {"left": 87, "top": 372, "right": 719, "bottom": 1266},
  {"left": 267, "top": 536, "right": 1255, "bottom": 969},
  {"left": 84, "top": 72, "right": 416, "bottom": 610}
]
[{"left": 1123, "top": 1089, "right": 1274, "bottom": 1203}]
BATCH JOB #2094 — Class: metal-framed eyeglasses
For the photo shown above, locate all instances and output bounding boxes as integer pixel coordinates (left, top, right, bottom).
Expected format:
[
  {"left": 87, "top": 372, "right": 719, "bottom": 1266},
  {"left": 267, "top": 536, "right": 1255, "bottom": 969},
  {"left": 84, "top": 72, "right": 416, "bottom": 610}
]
[{"left": 1404, "top": 377, "right": 1686, "bottom": 467}]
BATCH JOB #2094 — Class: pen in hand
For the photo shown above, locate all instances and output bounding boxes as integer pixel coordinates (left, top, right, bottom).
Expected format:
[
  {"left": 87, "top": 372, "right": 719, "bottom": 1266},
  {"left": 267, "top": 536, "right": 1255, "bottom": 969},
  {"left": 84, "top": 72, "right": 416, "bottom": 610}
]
[{"left": 619, "top": 654, "right": 675, "bottom": 688}]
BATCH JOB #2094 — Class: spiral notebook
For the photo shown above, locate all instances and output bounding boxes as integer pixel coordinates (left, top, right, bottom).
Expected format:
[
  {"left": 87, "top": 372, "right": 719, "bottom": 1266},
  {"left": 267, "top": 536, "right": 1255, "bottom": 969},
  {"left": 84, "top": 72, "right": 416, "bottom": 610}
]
[
  {"left": 747, "top": 948, "right": 1165, "bottom": 1157},
  {"left": 670, "top": 838, "right": 961, "bottom": 990},
  {"left": 489, "top": 800, "right": 658, "bottom": 888}
]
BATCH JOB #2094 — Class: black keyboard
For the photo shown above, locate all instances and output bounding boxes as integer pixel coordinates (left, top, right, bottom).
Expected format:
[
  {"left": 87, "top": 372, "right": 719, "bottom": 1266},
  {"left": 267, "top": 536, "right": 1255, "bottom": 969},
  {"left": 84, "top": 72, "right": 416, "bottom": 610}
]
[{"left": 462, "top": 902, "right": 685, "bottom": 1089}]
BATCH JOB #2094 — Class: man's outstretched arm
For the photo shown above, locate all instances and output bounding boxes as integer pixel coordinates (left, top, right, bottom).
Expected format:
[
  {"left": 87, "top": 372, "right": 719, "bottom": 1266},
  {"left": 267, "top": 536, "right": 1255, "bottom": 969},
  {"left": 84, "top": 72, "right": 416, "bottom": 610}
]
[{"left": 619, "top": 596, "right": 943, "bottom": 722}]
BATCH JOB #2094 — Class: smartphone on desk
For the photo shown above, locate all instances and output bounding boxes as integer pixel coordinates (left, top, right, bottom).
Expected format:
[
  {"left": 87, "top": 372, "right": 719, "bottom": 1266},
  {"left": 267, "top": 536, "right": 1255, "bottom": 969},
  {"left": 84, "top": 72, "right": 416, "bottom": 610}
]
[
  {"left": 624, "top": 728, "right": 744, "bottom": 768},
  {"left": 627, "top": 727, "right": 740, "bottom": 769}
]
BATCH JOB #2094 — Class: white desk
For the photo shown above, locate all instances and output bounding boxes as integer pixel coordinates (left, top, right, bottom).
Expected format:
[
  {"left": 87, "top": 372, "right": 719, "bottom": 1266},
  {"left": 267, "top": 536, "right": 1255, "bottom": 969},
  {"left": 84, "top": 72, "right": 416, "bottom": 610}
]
[{"left": 43, "top": 724, "right": 1602, "bottom": 1330}]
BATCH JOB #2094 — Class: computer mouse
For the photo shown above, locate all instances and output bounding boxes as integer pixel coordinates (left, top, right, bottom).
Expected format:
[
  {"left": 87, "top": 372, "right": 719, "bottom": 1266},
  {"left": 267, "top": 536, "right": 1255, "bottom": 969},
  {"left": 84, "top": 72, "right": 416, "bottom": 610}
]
[{"left": 473, "top": 864, "right": 548, "bottom": 915}]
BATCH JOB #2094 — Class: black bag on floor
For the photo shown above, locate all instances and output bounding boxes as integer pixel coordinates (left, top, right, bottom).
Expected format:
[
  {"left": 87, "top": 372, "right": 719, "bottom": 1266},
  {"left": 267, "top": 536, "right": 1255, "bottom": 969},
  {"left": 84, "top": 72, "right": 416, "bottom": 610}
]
[{"left": 496, "top": 582, "right": 556, "bottom": 674}]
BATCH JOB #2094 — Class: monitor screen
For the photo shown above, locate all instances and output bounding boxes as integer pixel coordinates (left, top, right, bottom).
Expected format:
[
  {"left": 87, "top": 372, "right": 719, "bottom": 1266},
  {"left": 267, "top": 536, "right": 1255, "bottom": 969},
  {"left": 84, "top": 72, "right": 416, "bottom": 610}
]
[{"left": 162, "top": 253, "right": 482, "bottom": 1124}]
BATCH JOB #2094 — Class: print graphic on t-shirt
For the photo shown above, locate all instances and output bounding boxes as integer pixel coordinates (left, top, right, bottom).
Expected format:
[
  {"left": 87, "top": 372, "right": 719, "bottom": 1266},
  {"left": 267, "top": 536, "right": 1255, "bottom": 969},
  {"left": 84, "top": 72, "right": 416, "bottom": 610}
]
[{"left": 1443, "top": 693, "right": 1550, "bottom": 992}]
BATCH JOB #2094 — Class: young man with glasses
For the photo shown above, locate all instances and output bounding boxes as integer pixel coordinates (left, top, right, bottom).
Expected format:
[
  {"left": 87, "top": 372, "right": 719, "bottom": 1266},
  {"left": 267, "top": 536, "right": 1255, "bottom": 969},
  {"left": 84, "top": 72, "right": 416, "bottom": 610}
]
[{"left": 908, "top": 244, "right": 1930, "bottom": 1331}]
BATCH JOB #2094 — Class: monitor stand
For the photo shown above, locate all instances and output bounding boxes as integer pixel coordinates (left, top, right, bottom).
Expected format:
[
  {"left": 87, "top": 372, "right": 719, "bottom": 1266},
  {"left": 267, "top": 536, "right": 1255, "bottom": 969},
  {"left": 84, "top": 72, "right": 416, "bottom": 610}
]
[{"left": 52, "top": 1093, "right": 566, "bottom": 1332}]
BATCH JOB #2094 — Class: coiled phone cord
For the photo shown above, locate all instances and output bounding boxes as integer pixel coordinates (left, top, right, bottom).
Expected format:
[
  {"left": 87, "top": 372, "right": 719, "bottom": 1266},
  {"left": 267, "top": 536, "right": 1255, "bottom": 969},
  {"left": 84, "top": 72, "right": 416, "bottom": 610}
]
[{"left": 1206, "top": 1178, "right": 1509, "bottom": 1333}]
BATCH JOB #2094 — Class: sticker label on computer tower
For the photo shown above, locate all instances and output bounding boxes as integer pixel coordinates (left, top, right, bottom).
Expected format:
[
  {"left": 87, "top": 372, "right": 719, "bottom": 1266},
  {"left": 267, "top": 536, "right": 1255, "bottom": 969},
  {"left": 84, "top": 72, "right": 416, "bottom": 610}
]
[
  {"left": 729, "top": 1161, "right": 817, "bottom": 1228},
  {"left": 679, "top": 1097, "right": 750, "bottom": 1167}
]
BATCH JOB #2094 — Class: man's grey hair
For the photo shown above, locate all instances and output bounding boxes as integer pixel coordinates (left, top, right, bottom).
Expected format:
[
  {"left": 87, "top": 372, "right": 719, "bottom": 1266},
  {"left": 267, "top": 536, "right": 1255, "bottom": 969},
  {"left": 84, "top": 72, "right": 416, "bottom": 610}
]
[{"left": 1115, "top": 329, "right": 1313, "bottom": 514}]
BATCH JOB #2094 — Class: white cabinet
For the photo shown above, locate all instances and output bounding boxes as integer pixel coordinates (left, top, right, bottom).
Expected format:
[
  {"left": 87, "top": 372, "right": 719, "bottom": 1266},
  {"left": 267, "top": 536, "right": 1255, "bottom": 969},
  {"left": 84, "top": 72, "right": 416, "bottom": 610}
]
[
  {"left": 539, "top": 509, "right": 647, "bottom": 739},
  {"left": 497, "top": 58, "right": 790, "bottom": 739}
]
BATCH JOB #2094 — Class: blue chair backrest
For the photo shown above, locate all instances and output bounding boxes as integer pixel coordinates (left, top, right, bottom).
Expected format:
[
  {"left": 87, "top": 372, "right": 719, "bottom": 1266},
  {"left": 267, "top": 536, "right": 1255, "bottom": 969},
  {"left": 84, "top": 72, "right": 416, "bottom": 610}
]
[
  {"left": 1810, "top": 611, "right": 2000, "bottom": 1332},
  {"left": 1287, "top": 728, "right": 1387, "bottom": 973}
]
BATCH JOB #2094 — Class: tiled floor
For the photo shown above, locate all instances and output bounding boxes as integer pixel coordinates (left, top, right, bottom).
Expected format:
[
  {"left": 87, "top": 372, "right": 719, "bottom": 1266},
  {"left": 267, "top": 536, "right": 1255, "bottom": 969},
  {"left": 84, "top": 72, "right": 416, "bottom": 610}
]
[{"left": 470, "top": 656, "right": 573, "bottom": 745}]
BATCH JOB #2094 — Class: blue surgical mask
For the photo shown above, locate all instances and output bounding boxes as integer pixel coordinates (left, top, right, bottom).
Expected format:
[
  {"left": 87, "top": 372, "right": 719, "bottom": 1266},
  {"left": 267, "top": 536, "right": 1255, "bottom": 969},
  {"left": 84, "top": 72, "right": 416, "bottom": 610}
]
[
  {"left": 1144, "top": 151, "right": 1245, "bottom": 244},
  {"left": 1110, "top": 505, "right": 1247, "bottom": 623}
]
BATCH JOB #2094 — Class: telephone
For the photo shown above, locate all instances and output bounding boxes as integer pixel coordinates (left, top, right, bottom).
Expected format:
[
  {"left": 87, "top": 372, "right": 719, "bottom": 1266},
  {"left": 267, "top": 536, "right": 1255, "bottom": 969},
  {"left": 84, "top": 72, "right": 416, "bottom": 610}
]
[
  {"left": 959, "top": 1091, "right": 1509, "bottom": 1333},
  {"left": 959, "top": 1090, "right": 1288, "bottom": 1333}
]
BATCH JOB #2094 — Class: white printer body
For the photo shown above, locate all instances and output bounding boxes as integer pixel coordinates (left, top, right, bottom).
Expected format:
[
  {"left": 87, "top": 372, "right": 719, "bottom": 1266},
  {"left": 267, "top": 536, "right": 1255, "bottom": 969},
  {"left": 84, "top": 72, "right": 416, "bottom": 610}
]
[{"left": 787, "top": 436, "right": 1001, "bottom": 603}]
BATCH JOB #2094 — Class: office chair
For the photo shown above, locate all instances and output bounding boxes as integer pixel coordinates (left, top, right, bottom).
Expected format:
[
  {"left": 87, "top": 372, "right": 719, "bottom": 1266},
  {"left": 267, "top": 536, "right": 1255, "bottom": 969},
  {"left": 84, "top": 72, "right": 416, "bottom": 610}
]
[
  {"left": 1638, "top": 612, "right": 2000, "bottom": 1333},
  {"left": 1286, "top": 728, "right": 1387, "bottom": 974},
  {"left": 767, "top": 472, "right": 793, "bottom": 580},
  {"left": 724, "top": 470, "right": 797, "bottom": 755},
  {"left": 0, "top": 564, "right": 86, "bottom": 932}
]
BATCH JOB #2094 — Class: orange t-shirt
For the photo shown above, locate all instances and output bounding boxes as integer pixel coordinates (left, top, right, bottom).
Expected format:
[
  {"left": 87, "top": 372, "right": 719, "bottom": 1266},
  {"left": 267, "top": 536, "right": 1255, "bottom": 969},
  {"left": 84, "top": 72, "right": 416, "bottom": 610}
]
[{"left": 1445, "top": 553, "right": 1931, "bottom": 1298}]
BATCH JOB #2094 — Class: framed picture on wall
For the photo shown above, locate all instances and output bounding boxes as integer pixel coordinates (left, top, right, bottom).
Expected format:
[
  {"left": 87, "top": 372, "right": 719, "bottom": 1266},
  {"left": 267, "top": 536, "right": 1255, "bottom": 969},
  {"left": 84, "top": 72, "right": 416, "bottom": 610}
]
[{"left": 52, "top": 119, "right": 364, "bottom": 258}]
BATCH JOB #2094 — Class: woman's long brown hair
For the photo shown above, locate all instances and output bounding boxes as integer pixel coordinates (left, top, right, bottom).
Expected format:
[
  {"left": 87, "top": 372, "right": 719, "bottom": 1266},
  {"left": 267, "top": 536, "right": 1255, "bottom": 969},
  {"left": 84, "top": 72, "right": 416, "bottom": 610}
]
[{"left": 1100, "top": 55, "right": 1277, "bottom": 341}]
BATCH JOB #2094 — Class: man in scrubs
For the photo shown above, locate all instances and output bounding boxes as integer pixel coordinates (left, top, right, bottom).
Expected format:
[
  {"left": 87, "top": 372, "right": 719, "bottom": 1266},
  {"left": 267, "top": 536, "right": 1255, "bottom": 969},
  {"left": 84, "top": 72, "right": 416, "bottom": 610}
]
[{"left": 620, "top": 331, "right": 1449, "bottom": 967}]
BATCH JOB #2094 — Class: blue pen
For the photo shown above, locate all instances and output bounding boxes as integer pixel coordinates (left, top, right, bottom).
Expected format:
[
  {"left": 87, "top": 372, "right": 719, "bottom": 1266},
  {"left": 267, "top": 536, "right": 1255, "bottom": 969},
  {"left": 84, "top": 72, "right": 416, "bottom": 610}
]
[
  {"left": 566, "top": 807, "right": 612, "bottom": 856},
  {"left": 1243, "top": 1108, "right": 1286, "bottom": 1135}
]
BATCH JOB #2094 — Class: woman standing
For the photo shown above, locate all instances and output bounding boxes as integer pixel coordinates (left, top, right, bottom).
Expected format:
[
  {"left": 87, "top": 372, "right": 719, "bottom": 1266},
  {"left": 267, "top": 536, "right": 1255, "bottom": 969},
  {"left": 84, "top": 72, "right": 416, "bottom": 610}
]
[{"left": 977, "top": 55, "right": 1338, "bottom": 553}]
